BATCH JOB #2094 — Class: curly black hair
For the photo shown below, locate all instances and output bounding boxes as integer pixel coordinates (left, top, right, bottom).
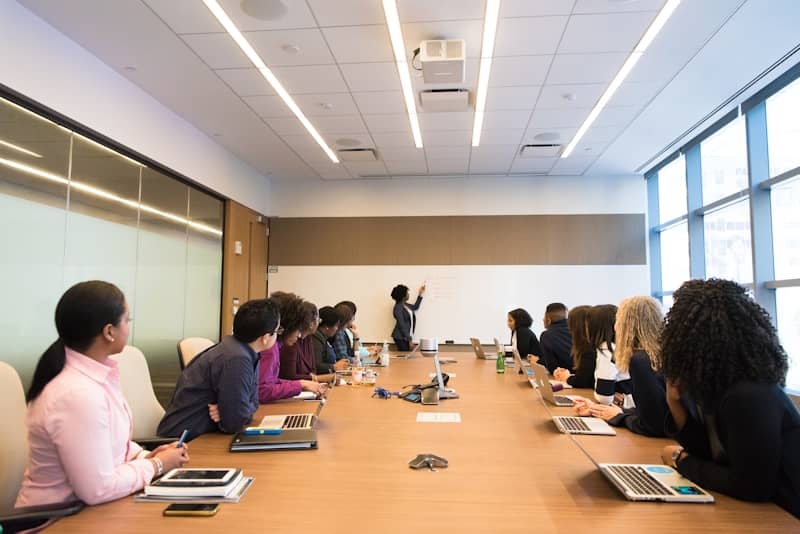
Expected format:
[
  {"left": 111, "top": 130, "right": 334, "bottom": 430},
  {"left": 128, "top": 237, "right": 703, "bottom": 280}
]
[
  {"left": 660, "top": 278, "right": 788, "bottom": 408},
  {"left": 508, "top": 308, "right": 533, "bottom": 329},
  {"left": 270, "top": 291, "right": 312, "bottom": 339},
  {"left": 390, "top": 285, "right": 409, "bottom": 302}
]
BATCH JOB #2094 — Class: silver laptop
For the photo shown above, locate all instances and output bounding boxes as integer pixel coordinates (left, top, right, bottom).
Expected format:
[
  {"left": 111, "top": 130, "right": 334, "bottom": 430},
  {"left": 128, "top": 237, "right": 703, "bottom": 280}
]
[
  {"left": 512, "top": 348, "right": 537, "bottom": 387},
  {"left": 599, "top": 462, "right": 714, "bottom": 502},
  {"left": 397, "top": 342, "right": 422, "bottom": 359},
  {"left": 230, "top": 402, "right": 324, "bottom": 451},
  {"left": 530, "top": 362, "right": 574, "bottom": 407},
  {"left": 469, "top": 338, "right": 497, "bottom": 360},
  {"left": 552, "top": 415, "right": 616, "bottom": 436},
  {"left": 492, "top": 337, "right": 506, "bottom": 357},
  {"left": 433, "top": 352, "right": 459, "bottom": 399}
]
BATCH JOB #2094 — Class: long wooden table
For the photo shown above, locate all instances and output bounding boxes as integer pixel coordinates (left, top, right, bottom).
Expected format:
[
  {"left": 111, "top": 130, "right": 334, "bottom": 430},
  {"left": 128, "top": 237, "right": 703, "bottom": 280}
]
[{"left": 52, "top": 354, "right": 797, "bottom": 532}]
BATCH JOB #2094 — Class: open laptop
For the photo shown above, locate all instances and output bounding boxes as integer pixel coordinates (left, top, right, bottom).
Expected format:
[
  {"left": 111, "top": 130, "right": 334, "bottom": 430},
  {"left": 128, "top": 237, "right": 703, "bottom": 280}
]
[
  {"left": 469, "top": 338, "right": 497, "bottom": 359},
  {"left": 433, "top": 352, "right": 459, "bottom": 399},
  {"left": 552, "top": 415, "right": 616, "bottom": 436},
  {"left": 230, "top": 401, "right": 324, "bottom": 451},
  {"left": 396, "top": 342, "right": 422, "bottom": 359},
  {"left": 530, "top": 362, "right": 575, "bottom": 407},
  {"left": 492, "top": 337, "right": 507, "bottom": 358}
]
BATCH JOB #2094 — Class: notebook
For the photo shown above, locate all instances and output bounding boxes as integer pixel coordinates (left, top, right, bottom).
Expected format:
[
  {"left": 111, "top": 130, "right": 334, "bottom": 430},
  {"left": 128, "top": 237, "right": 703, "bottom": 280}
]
[{"left": 469, "top": 338, "right": 497, "bottom": 359}]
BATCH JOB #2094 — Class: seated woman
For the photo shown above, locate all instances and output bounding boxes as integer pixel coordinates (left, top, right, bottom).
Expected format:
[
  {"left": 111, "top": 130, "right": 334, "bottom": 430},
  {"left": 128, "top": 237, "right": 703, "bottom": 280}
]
[
  {"left": 311, "top": 306, "right": 349, "bottom": 374},
  {"left": 391, "top": 285, "right": 425, "bottom": 351},
  {"left": 579, "top": 296, "right": 668, "bottom": 437},
  {"left": 279, "top": 301, "right": 334, "bottom": 383},
  {"left": 553, "top": 305, "right": 594, "bottom": 387},
  {"left": 659, "top": 279, "right": 799, "bottom": 518},
  {"left": 258, "top": 292, "right": 326, "bottom": 402},
  {"left": 332, "top": 300, "right": 379, "bottom": 362},
  {"left": 507, "top": 308, "right": 542, "bottom": 362},
  {"left": 16, "top": 281, "right": 188, "bottom": 508}
]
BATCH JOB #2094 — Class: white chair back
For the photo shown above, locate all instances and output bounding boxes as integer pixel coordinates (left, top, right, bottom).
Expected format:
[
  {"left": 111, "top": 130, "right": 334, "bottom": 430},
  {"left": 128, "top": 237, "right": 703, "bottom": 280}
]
[
  {"left": 110, "top": 346, "right": 164, "bottom": 440},
  {"left": 0, "top": 361, "right": 28, "bottom": 510},
  {"left": 177, "top": 337, "right": 214, "bottom": 369}
]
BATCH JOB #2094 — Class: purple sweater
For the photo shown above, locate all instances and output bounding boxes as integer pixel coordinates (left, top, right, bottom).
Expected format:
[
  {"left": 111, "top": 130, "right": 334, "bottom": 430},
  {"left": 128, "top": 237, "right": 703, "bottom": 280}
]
[
  {"left": 279, "top": 336, "right": 317, "bottom": 381},
  {"left": 258, "top": 343, "right": 302, "bottom": 403}
]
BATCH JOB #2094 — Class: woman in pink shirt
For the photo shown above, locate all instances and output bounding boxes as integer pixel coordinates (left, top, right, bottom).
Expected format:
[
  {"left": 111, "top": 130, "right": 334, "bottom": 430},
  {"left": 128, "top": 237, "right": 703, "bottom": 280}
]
[{"left": 16, "top": 281, "right": 189, "bottom": 507}]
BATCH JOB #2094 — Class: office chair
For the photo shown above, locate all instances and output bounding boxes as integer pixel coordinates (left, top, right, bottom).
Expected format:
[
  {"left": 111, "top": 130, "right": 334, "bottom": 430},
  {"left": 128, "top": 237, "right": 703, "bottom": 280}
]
[
  {"left": 177, "top": 337, "right": 214, "bottom": 370},
  {"left": 0, "top": 362, "right": 83, "bottom": 533}
]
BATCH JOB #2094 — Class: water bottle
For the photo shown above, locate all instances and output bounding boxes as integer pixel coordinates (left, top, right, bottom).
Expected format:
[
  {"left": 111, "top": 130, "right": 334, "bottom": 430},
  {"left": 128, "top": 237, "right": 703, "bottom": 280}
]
[
  {"left": 381, "top": 341, "right": 390, "bottom": 367},
  {"left": 496, "top": 350, "right": 505, "bottom": 374}
]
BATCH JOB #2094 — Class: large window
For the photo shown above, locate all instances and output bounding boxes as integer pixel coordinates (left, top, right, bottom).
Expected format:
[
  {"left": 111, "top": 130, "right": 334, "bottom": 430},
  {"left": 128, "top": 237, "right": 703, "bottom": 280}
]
[
  {"left": 700, "top": 116, "right": 748, "bottom": 205},
  {"left": 703, "top": 200, "right": 753, "bottom": 284},
  {"left": 658, "top": 156, "right": 687, "bottom": 223},
  {"left": 660, "top": 222, "right": 689, "bottom": 291},
  {"left": 0, "top": 96, "right": 223, "bottom": 397},
  {"left": 766, "top": 77, "right": 800, "bottom": 177},
  {"left": 776, "top": 287, "right": 800, "bottom": 393}
]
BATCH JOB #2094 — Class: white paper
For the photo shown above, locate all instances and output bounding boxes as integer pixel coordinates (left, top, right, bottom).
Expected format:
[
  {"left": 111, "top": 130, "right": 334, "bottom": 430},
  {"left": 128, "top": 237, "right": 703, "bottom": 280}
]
[
  {"left": 416, "top": 412, "right": 461, "bottom": 423},
  {"left": 429, "top": 372, "right": 456, "bottom": 378}
]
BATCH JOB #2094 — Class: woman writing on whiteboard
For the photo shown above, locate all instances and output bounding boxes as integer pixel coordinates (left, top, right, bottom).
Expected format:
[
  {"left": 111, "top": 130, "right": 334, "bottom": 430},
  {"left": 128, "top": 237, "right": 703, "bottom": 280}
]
[{"left": 390, "top": 284, "right": 425, "bottom": 351}]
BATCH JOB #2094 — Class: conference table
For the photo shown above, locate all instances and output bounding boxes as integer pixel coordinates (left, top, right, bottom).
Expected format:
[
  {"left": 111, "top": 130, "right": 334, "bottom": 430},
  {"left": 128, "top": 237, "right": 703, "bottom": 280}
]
[{"left": 52, "top": 353, "right": 797, "bottom": 533}]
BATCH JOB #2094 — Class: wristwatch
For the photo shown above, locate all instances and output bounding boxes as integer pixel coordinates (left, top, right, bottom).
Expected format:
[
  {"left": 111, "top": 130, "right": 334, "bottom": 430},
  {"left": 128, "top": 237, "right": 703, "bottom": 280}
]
[{"left": 670, "top": 447, "right": 685, "bottom": 469}]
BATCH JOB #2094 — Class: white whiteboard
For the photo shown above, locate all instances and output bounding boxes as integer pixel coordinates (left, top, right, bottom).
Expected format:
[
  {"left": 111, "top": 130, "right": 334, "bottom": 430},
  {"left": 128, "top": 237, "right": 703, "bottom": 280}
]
[{"left": 268, "top": 265, "right": 649, "bottom": 344}]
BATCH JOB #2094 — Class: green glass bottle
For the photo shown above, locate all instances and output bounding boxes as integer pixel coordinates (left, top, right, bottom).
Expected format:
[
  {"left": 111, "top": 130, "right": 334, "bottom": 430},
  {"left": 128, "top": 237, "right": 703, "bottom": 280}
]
[{"left": 496, "top": 350, "right": 505, "bottom": 373}]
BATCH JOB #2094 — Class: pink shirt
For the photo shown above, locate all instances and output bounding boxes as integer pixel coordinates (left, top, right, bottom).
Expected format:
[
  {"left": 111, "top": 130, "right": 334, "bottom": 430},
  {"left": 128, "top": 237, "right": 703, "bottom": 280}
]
[{"left": 15, "top": 347, "right": 155, "bottom": 507}]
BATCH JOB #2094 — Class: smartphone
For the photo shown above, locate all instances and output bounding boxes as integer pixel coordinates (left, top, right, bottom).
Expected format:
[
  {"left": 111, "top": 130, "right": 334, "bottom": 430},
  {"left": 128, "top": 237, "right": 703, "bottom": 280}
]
[{"left": 163, "top": 503, "right": 219, "bottom": 517}]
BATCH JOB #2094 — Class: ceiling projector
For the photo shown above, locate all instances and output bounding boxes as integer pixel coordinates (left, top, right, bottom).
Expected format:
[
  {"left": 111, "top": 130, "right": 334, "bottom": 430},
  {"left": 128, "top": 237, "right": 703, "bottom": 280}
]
[{"left": 419, "top": 39, "right": 466, "bottom": 84}]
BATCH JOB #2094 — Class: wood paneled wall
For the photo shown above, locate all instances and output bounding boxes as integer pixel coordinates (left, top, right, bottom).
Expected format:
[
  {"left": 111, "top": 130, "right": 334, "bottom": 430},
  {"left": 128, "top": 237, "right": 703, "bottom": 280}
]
[{"left": 269, "top": 214, "right": 646, "bottom": 266}]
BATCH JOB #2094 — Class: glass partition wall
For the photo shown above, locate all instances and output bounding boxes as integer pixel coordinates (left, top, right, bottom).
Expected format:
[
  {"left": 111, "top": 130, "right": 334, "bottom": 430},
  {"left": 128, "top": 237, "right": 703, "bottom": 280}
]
[{"left": 0, "top": 95, "right": 223, "bottom": 402}]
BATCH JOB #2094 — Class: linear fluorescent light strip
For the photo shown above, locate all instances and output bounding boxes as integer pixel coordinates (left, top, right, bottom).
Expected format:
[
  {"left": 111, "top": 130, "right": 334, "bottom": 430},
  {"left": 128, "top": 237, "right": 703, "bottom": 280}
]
[
  {"left": 382, "top": 0, "right": 423, "bottom": 148},
  {"left": 472, "top": 0, "right": 501, "bottom": 147},
  {"left": 0, "top": 156, "right": 222, "bottom": 236},
  {"left": 202, "top": 0, "right": 338, "bottom": 163},
  {"left": 0, "top": 139, "right": 42, "bottom": 158},
  {"left": 561, "top": 0, "right": 681, "bottom": 158}
]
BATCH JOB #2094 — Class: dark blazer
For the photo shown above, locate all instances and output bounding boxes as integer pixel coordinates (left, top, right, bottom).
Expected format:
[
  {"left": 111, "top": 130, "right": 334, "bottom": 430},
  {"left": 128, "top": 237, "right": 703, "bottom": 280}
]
[
  {"left": 513, "top": 327, "right": 542, "bottom": 360},
  {"left": 607, "top": 350, "right": 668, "bottom": 437},
  {"left": 391, "top": 296, "right": 422, "bottom": 342},
  {"left": 539, "top": 319, "right": 573, "bottom": 373},
  {"left": 567, "top": 350, "right": 596, "bottom": 388}
]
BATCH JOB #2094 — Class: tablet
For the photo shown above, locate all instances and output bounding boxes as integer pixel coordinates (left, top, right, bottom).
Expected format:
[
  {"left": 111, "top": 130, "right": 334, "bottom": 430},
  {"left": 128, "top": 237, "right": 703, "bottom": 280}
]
[{"left": 157, "top": 468, "right": 239, "bottom": 486}]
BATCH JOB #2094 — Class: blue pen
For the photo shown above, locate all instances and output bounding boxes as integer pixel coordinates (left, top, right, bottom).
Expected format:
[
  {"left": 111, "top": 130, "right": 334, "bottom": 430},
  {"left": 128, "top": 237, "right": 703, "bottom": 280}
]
[{"left": 176, "top": 429, "right": 189, "bottom": 448}]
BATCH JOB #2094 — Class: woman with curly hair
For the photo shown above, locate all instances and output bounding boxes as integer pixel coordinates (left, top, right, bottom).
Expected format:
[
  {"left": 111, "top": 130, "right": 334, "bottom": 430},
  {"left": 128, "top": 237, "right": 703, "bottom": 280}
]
[
  {"left": 553, "top": 305, "right": 595, "bottom": 388},
  {"left": 659, "top": 279, "right": 799, "bottom": 518},
  {"left": 582, "top": 296, "right": 669, "bottom": 437}
]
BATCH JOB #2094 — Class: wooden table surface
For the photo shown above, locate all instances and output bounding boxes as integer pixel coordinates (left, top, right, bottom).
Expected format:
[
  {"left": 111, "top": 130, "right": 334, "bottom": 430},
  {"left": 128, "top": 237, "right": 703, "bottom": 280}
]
[{"left": 51, "top": 353, "right": 798, "bottom": 533}]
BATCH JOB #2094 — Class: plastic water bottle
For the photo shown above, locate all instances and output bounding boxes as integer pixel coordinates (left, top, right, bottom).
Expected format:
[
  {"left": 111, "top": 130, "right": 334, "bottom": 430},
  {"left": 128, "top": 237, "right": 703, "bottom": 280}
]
[
  {"left": 496, "top": 350, "right": 505, "bottom": 374},
  {"left": 381, "top": 341, "right": 390, "bottom": 367}
]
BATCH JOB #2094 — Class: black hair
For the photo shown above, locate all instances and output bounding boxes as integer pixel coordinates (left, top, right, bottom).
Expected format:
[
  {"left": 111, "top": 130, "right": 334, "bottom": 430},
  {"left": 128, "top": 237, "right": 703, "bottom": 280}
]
[
  {"left": 335, "top": 300, "right": 357, "bottom": 315},
  {"left": 587, "top": 304, "right": 617, "bottom": 352},
  {"left": 270, "top": 291, "right": 306, "bottom": 339},
  {"left": 318, "top": 306, "right": 340, "bottom": 328},
  {"left": 660, "top": 278, "right": 788, "bottom": 408},
  {"left": 232, "top": 298, "right": 280, "bottom": 343},
  {"left": 300, "top": 301, "right": 319, "bottom": 333},
  {"left": 567, "top": 305, "right": 592, "bottom": 369},
  {"left": 27, "top": 280, "right": 126, "bottom": 402},
  {"left": 390, "top": 285, "right": 409, "bottom": 302},
  {"left": 545, "top": 302, "right": 567, "bottom": 314},
  {"left": 508, "top": 308, "right": 533, "bottom": 329},
  {"left": 334, "top": 301, "right": 355, "bottom": 326}
]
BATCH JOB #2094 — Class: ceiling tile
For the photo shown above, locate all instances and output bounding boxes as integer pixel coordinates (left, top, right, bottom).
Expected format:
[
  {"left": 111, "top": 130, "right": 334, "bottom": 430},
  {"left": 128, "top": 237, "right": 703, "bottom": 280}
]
[
  {"left": 293, "top": 93, "right": 360, "bottom": 116},
  {"left": 272, "top": 65, "right": 349, "bottom": 93},
  {"left": 182, "top": 33, "right": 251, "bottom": 69},
  {"left": 536, "top": 83, "right": 605, "bottom": 108},
  {"left": 402, "top": 20, "right": 484, "bottom": 58},
  {"left": 353, "top": 91, "right": 407, "bottom": 114},
  {"left": 593, "top": 105, "right": 640, "bottom": 127},
  {"left": 549, "top": 155, "right": 597, "bottom": 175},
  {"left": 494, "top": 17, "right": 568, "bottom": 56},
  {"left": 522, "top": 127, "right": 578, "bottom": 144},
  {"left": 216, "top": 68, "right": 275, "bottom": 96},
  {"left": 500, "top": 0, "right": 576, "bottom": 17},
  {"left": 509, "top": 157, "right": 558, "bottom": 173},
  {"left": 481, "top": 110, "right": 529, "bottom": 130},
  {"left": 379, "top": 146, "right": 425, "bottom": 160},
  {"left": 322, "top": 25, "right": 394, "bottom": 63},
  {"left": 606, "top": 81, "right": 663, "bottom": 108},
  {"left": 264, "top": 117, "right": 309, "bottom": 135},
  {"left": 469, "top": 159, "right": 511, "bottom": 174},
  {"left": 530, "top": 107, "right": 589, "bottom": 128},
  {"left": 310, "top": 162, "right": 352, "bottom": 179},
  {"left": 218, "top": 0, "right": 316, "bottom": 31},
  {"left": 427, "top": 159, "right": 469, "bottom": 174},
  {"left": 363, "top": 114, "right": 411, "bottom": 133},
  {"left": 424, "top": 145, "right": 471, "bottom": 160},
  {"left": 572, "top": 138, "right": 610, "bottom": 157},
  {"left": 490, "top": 56, "right": 552, "bottom": 86},
  {"left": 559, "top": 12, "right": 657, "bottom": 54},
  {"left": 573, "top": 0, "right": 667, "bottom": 14},
  {"left": 344, "top": 161, "right": 389, "bottom": 176},
  {"left": 143, "top": 0, "right": 223, "bottom": 34},
  {"left": 385, "top": 159, "right": 428, "bottom": 175},
  {"left": 580, "top": 125, "right": 625, "bottom": 144},
  {"left": 326, "top": 133, "right": 376, "bottom": 148},
  {"left": 340, "top": 62, "right": 400, "bottom": 91},
  {"left": 419, "top": 112, "right": 474, "bottom": 131},
  {"left": 307, "top": 0, "right": 385, "bottom": 26},
  {"left": 243, "top": 95, "right": 292, "bottom": 117},
  {"left": 479, "top": 129, "right": 525, "bottom": 145},
  {"left": 312, "top": 115, "right": 368, "bottom": 134},
  {"left": 246, "top": 28, "right": 334, "bottom": 66},
  {"left": 371, "top": 131, "right": 416, "bottom": 148},
  {"left": 485, "top": 86, "right": 540, "bottom": 111},
  {"left": 471, "top": 144, "right": 518, "bottom": 160},
  {"left": 423, "top": 130, "right": 472, "bottom": 146},
  {"left": 398, "top": 0, "right": 485, "bottom": 23},
  {"left": 545, "top": 53, "right": 627, "bottom": 84}
]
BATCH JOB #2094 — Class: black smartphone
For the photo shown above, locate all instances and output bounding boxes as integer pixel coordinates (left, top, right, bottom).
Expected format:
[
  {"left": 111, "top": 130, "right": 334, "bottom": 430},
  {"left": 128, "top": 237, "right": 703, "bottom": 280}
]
[{"left": 163, "top": 503, "right": 219, "bottom": 517}]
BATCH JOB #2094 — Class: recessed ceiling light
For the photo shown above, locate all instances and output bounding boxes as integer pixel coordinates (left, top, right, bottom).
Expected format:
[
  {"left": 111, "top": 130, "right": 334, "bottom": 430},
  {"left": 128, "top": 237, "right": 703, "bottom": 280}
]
[
  {"left": 534, "top": 132, "right": 560, "bottom": 142},
  {"left": 281, "top": 43, "right": 300, "bottom": 54},
  {"left": 561, "top": 92, "right": 576, "bottom": 102},
  {"left": 336, "top": 137, "right": 360, "bottom": 147},
  {"left": 240, "top": 0, "right": 287, "bottom": 21}
]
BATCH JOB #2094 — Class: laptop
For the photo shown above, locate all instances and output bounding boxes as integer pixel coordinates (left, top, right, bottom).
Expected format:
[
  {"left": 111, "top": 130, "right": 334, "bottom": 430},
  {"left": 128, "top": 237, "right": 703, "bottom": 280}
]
[
  {"left": 229, "top": 401, "right": 324, "bottom": 451},
  {"left": 552, "top": 415, "right": 616, "bottom": 436},
  {"left": 492, "top": 337, "right": 506, "bottom": 357},
  {"left": 433, "top": 352, "right": 459, "bottom": 399},
  {"left": 396, "top": 342, "right": 422, "bottom": 359},
  {"left": 469, "top": 338, "right": 497, "bottom": 360},
  {"left": 530, "top": 362, "right": 575, "bottom": 407},
  {"left": 512, "top": 348, "right": 537, "bottom": 387}
]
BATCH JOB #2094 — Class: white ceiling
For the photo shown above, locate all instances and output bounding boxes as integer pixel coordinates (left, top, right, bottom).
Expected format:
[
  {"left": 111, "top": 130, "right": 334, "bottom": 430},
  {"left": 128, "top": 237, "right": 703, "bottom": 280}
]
[{"left": 15, "top": 0, "right": 800, "bottom": 181}]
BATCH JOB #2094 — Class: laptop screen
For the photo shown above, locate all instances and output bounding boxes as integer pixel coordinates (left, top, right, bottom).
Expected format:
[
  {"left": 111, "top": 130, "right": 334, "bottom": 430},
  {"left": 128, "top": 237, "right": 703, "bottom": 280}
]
[{"left": 433, "top": 352, "right": 446, "bottom": 391}]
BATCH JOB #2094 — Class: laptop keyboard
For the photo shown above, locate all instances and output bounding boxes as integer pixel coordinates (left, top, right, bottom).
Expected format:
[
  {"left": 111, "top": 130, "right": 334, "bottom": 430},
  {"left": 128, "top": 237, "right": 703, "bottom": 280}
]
[
  {"left": 559, "top": 417, "right": 591, "bottom": 432},
  {"left": 607, "top": 465, "right": 671, "bottom": 496},
  {"left": 283, "top": 414, "right": 313, "bottom": 429},
  {"left": 554, "top": 395, "right": 573, "bottom": 405}
]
